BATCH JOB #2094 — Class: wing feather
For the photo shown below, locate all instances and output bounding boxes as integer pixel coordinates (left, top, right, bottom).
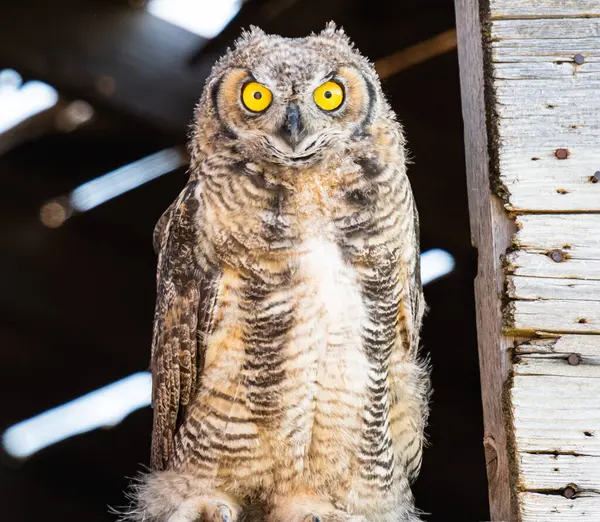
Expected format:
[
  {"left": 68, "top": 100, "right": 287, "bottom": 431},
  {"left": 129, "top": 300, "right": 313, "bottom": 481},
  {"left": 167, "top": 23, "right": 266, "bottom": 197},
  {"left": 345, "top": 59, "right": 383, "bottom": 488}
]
[{"left": 150, "top": 179, "right": 218, "bottom": 470}]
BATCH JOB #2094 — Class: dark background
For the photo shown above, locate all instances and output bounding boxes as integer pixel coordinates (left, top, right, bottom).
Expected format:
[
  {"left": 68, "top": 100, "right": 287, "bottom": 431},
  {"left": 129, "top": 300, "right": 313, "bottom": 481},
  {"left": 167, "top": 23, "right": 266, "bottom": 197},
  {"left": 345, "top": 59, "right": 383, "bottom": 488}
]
[{"left": 0, "top": 0, "right": 488, "bottom": 520}]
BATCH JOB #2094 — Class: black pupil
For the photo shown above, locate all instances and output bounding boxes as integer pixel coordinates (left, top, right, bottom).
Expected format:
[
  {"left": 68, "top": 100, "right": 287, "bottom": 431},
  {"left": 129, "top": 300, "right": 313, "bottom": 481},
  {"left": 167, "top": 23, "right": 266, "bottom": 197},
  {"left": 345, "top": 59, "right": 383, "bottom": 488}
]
[
  {"left": 253, "top": 91, "right": 262, "bottom": 100},
  {"left": 324, "top": 91, "right": 332, "bottom": 99}
]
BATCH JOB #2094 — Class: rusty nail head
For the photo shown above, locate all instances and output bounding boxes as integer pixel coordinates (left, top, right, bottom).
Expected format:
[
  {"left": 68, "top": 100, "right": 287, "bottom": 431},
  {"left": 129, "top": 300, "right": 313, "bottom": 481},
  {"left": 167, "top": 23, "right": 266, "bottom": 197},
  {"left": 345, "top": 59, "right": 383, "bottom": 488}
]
[
  {"left": 567, "top": 353, "right": 581, "bottom": 366},
  {"left": 555, "top": 148, "right": 569, "bottom": 160},
  {"left": 574, "top": 54, "right": 585, "bottom": 65},
  {"left": 593, "top": 171, "right": 600, "bottom": 183},
  {"left": 563, "top": 485, "right": 577, "bottom": 498},
  {"left": 550, "top": 249, "right": 564, "bottom": 263}
]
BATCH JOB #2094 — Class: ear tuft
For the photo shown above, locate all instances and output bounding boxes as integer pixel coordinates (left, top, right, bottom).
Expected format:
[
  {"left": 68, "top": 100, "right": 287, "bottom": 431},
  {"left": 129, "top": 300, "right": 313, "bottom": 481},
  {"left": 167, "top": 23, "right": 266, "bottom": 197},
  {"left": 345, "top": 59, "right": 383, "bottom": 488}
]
[
  {"left": 319, "top": 21, "right": 352, "bottom": 45},
  {"left": 237, "top": 25, "right": 266, "bottom": 45}
]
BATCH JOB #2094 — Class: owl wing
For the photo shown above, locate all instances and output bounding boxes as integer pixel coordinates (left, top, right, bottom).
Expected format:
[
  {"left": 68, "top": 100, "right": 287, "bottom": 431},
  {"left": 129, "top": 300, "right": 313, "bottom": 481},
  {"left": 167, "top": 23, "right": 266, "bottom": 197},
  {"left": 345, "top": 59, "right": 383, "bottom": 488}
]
[
  {"left": 150, "top": 178, "right": 219, "bottom": 470},
  {"left": 399, "top": 192, "right": 425, "bottom": 355},
  {"left": 153, "top": 201, "right": 175, "bottom": 255}
]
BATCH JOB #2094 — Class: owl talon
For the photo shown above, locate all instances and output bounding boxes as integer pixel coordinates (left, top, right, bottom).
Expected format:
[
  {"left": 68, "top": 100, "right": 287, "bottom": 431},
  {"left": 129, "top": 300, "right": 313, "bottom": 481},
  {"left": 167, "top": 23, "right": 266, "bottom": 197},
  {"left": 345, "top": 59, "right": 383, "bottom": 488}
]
[{"left": 215, "top": 504, "right": 232, "bottom": 522}]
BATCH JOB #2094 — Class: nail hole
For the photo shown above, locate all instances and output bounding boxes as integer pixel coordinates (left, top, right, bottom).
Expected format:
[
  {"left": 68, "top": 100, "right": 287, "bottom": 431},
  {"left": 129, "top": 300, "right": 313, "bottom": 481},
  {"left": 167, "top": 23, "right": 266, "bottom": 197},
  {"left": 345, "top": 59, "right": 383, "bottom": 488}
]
[
  {"left": 531, "top": 157, "right": 540, "bottom": 161},
  {"left": 553, "top": 467, "right": 559, "bottom": 472},
  {"left": 556, "top": 188, "right": 569, "bottom": 194},
  {"left": 578, "top": 318, "right": 587, "bottom": 324},
  {"left": 547, "top": 104, "right": 555, "bottom": 109},
  {"left": 591, "top": 171, "right": 600, "bottom": 183},
  {"left": 584, "top": 431, "right": 594, "bottom": 437}
]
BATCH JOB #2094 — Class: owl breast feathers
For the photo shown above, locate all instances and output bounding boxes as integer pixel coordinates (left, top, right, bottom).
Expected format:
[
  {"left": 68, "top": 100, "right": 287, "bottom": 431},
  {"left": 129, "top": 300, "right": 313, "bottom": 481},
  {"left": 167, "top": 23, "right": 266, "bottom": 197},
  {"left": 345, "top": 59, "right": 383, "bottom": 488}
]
[{"left": 128, "top": 22, "right": 430, "bottom": 522}]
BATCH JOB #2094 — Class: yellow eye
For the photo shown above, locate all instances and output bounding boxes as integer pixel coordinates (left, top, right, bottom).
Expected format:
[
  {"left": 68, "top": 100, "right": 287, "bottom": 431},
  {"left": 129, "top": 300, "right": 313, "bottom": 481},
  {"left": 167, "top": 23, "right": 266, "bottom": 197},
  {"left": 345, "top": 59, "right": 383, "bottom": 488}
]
[
  {"left": 313, "top": 81, "right": 344, "bottom": 111},
  {"left": 241, "top": 82, "right": 272, "bottom": 112}
]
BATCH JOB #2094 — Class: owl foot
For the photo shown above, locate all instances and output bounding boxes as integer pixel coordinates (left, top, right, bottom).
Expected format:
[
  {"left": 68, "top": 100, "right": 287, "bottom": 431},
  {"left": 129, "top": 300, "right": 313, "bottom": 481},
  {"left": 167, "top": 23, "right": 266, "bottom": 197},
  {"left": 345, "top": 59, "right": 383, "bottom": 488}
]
[
  {"left": 167, "top": 496, "right": 239, "bottom": 522},
  {"left": 269, "top": 497, "right": 368, "bottom": 522}
]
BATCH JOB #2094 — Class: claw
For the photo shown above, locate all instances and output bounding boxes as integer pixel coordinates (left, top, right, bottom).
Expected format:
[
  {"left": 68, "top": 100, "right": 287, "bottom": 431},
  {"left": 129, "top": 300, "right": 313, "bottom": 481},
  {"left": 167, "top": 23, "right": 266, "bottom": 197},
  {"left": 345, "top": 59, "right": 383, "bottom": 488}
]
[{"left": 216, "top": 504, "right": 232, "bottom": 522}]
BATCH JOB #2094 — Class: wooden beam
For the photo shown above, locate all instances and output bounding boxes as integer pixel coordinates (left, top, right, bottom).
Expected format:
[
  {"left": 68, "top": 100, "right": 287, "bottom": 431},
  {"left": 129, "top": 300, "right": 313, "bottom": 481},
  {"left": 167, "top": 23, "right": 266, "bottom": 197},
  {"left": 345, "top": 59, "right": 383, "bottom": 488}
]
[
  {"left": 460, "top": 0, "right": 600, "bottom": 520},
  {"left": 0, "top": 1, "right": 207, "bottom": 135},
  {"left": 375, "top": 28, "right": 457, "bottom": 80},
  {"left": 453, "top": 1, "right": 517, "bottom": 520}
]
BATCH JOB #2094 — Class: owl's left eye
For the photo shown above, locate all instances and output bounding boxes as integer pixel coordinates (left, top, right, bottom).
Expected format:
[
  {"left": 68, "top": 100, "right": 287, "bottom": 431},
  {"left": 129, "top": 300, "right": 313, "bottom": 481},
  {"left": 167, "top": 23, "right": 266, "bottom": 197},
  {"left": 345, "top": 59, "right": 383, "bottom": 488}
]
[
  {"left": 313, "top": 81, "right": 344, "bottom": 111},
  {"left": 241, "top": 82, "right": 272, "bottom": 112}
]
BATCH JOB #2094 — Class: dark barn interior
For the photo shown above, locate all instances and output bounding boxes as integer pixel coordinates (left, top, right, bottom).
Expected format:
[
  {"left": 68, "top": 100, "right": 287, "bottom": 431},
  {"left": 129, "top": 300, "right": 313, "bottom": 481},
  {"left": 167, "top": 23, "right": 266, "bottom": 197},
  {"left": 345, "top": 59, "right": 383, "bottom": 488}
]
[{"left": 0, "top": 1, "right": 489, "bottom": 520}]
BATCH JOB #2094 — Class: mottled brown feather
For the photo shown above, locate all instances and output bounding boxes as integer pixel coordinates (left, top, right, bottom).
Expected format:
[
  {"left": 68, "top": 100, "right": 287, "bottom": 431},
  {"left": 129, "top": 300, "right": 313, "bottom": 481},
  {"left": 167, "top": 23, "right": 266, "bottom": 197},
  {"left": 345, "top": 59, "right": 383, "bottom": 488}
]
[{"left": 150, "top": 178, "right": 221, "bottom": 470}]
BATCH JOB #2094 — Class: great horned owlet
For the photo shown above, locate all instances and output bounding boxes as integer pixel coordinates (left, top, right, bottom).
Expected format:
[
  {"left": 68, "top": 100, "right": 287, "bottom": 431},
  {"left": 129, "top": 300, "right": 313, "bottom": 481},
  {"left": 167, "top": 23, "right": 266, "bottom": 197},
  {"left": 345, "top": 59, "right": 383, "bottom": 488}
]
[{"left": 130, "top": 23, "right": 430, "bottom": 522}]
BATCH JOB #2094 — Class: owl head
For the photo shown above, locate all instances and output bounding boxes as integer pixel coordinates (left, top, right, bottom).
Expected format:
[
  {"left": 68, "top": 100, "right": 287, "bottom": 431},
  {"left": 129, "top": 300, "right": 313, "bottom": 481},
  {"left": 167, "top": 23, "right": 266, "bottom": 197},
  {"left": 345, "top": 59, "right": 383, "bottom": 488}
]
[{"left": 194, "top": 23, "right": 390, "bottom": 167}]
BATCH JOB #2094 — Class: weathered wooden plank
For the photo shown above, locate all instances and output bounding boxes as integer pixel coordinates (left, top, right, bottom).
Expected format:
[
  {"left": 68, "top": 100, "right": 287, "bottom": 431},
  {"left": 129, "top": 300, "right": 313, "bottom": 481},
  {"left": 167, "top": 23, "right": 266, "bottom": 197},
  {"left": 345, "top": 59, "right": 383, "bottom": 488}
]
[
  {"left": 516, "top": 335, "right": 600, "bottom": 356},
  {"left": 514, "top": 356, "right": 600, "bottom": 378},
  {"left": 518, "top": 453, "right": 600, "bottom": 492},
  {"left": 454, "top": 0, "right": 516, "bottom": 518},
  {"left": 510, "top": 299, "right": 600, "bottom": 334},
  {"left": 519, "top": 492, "right": 600, "bottom": 522},
  {"left": 486, "top": 17, "right": 600, "bottom": 211},
  {"left": 490, "top": 0, "right": 600, "bottom": 19},
  {"left": 508, "top": 251, "right": 600, "bottom": 280},
  {"left": 494, "top": 61, "right": 600, "bottom": 79},
  {"left": 508, "top": 276, "right": 600, "bottom": 302},
  {"left": 512, "top": 375, "right": 600, "bottom": 455},
  {"left": 488, "top": 1, "right": 600, "bottom": 518},
  {"left": 515, "top": 214, "right": 600, "bottom": 259},
  {"left": 493, "top": 17, "right": 600, "bottom": 39}
]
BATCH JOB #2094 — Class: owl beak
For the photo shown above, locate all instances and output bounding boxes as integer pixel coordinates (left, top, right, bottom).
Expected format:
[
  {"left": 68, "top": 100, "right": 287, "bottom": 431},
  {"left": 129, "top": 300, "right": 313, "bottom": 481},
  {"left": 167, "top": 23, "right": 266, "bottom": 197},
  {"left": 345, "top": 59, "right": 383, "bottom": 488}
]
[{"left": 279, "top": 103, "right": 304, "bottom": 151}]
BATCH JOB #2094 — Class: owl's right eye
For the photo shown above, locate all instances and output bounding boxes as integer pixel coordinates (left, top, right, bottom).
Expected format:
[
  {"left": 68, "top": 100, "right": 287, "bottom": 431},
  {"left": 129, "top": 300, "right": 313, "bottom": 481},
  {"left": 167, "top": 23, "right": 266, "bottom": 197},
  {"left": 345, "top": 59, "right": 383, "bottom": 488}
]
[{"left": 241, "top": 82, "right": 273, "bottom": 112}]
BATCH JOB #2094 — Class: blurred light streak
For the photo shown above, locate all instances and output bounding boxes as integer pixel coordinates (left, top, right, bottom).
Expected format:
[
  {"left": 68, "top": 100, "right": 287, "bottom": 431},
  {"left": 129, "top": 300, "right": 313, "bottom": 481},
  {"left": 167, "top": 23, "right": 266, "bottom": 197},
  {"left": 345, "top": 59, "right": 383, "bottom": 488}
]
[
  {"left": 421, "top": 248, "right": 455, "bottom": 285},
  {"left": 0, "top": 70, "right": 59, "bottom": 133},
  {"left": 2, "top": 372, "right": 151, "bottom": 459},
  {"left": 1, "top": 250, "right": 453, "bottom": 458},
  {"left": 70, "top": 147, "right": 188, "bottom": 213},
  {"left": 147, "top": 0, "right": 241, "bottom": 39}
]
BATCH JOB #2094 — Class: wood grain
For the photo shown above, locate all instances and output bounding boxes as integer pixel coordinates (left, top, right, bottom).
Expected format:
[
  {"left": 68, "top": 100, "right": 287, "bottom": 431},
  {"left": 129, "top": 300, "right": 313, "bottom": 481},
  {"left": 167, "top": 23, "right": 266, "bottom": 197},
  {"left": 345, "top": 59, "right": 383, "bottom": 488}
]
[
  {"left": 509, "top": 276, "right": 600, "bottom": 302},
  {"left": 490, "top": 0, "right": 600, "bottom": 19},
  {"left": 454, "top": 0, "right": 516, "bottom": 519},
  {"left": 511, "top": 335, "right": 600, "bottom": 518},
  {"left": 508, "top": 251, "right": 600, "bottom": 280},
  {"left": 511, "top": 374, "right": 600, "bottom": 455},
  {"left": 518, "top": 453, "right": 600, "bottom": 492},
  {"left": 475, "top": 0, "right": 600, "bottom": 518},
  {"left": 515, "top": 335, "right": 600, "bottom": 356},
  {"left": 514, "top": 214, "right": 600, "bottom": 259},
  {"left": 490, "top": 16, "right": 600, "bottom": 212},
  {"left": 519, "top": 492, "right": 600, "bottom": 522}
]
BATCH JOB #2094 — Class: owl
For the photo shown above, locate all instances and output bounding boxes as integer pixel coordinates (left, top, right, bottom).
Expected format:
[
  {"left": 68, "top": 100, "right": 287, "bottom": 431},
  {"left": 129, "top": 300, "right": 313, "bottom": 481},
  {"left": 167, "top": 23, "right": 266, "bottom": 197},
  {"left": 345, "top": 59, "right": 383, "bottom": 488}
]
[{"left": 129, "top": 23, "right": 430, "bottom": 522}]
